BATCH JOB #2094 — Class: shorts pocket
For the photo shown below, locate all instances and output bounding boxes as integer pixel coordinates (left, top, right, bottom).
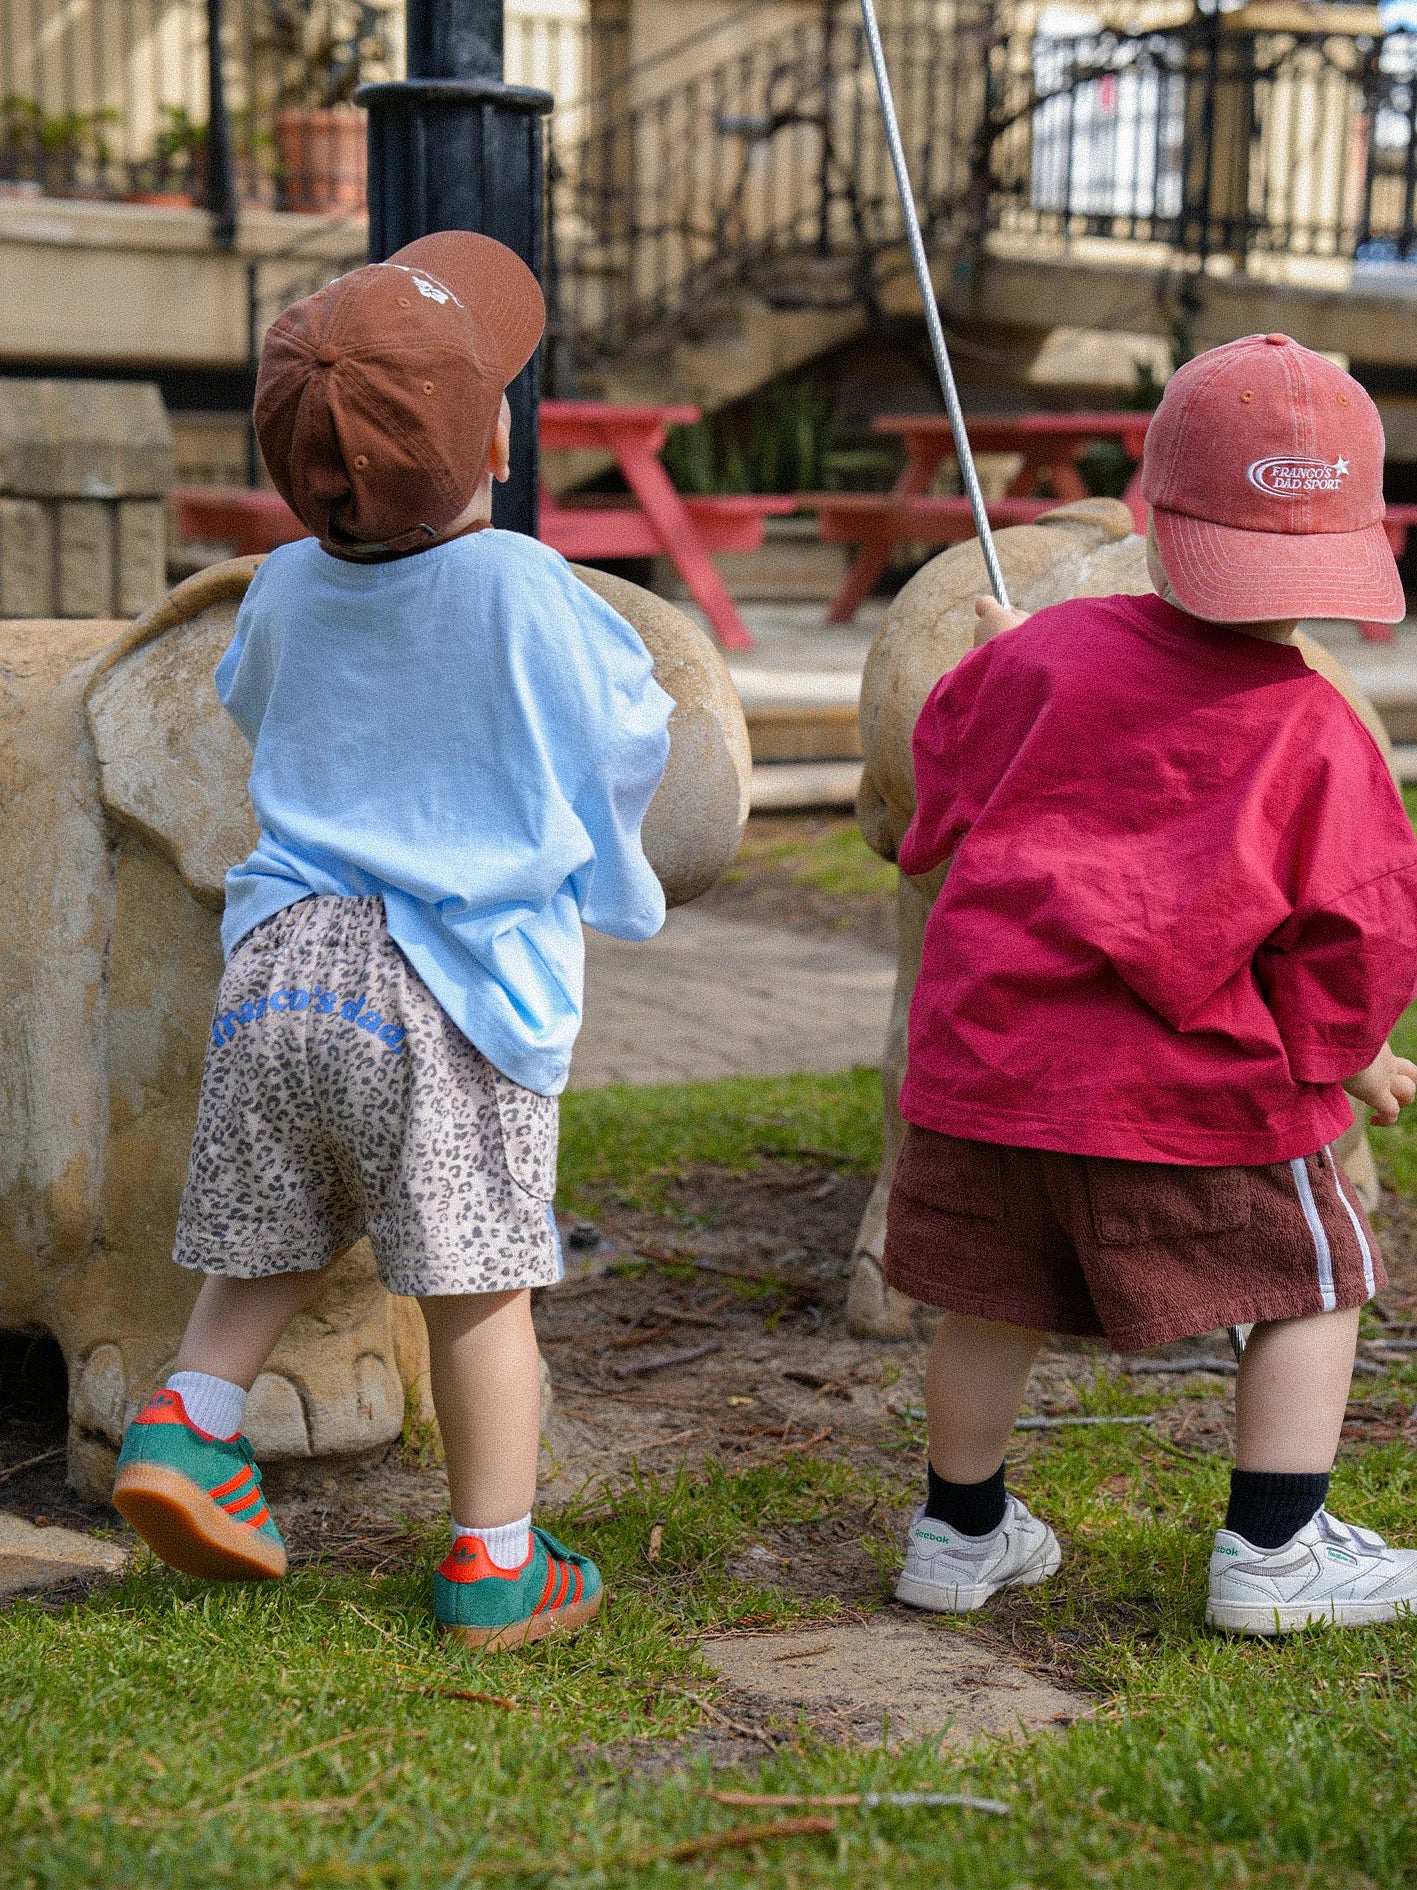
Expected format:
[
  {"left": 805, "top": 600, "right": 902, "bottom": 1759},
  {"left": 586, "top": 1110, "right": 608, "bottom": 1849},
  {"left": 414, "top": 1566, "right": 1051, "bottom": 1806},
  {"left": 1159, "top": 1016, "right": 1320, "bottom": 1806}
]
[
  {"left": 891, "top": 1127, "right": 1004, "bottom": 1222},
  {"left": 1085, "top": 1160, "right": 1250, "bottom": 1246},
  {"left": 490, "top": 1069, "right": 559, "bottom": 1201}
]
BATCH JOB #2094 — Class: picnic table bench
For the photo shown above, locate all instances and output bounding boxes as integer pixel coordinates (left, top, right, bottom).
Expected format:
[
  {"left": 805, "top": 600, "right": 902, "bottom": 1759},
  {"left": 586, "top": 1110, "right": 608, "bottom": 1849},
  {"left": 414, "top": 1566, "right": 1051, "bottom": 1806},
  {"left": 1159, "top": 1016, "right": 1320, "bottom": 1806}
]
[
  {"left": 172, "top": 399, "right": 788, "bottom": 652},
  {"left": 824, "top": 411, "right": 1150, "bottom": 624},
  {"left": 538, "top": 400, "right": 792, "bottom": 649}
]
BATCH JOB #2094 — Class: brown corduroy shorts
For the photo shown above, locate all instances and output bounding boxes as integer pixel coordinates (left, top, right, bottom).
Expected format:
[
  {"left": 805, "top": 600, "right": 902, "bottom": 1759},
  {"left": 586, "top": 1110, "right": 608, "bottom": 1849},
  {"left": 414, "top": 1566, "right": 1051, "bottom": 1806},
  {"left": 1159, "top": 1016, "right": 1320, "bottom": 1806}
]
[{"left": 883, "top": 1125, "right": 1384, "bottom": 1351}]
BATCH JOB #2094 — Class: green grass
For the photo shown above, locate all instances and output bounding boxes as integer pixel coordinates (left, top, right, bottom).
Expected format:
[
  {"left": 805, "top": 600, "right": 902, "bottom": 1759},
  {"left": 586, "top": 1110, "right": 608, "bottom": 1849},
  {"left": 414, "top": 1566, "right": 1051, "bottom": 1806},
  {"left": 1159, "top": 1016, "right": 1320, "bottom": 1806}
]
[
  {"left": 6, "top": 1073, "right": 1417, "bottom": 1885},
  {"left": 6, "top": 1399, "right": 1417, "bottom": 1886},
  {"left": 557, "top": 1068, "right": 883, "bottom": 1216},
  {"left": 722, "top": 822, "right": 898, "bottom": 904}
]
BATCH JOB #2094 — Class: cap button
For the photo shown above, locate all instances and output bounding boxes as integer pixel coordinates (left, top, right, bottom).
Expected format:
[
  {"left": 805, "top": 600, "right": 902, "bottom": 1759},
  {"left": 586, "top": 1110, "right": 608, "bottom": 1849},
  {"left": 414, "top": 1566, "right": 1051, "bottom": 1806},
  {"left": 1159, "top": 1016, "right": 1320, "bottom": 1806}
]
[
  {"left": 1263, "top": 333, "right": 1289, "bottom": 346},
  {"left": 316, "top": 342, "right": 340, "bottom": 365}
]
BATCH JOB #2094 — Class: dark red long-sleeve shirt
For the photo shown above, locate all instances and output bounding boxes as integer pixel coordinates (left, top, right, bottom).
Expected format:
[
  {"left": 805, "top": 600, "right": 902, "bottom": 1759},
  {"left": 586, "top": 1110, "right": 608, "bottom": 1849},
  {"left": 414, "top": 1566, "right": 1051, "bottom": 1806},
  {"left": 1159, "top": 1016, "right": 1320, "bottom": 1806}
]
[{"left": 898, "top": 592, "right": 1417, "bottom": 1164}]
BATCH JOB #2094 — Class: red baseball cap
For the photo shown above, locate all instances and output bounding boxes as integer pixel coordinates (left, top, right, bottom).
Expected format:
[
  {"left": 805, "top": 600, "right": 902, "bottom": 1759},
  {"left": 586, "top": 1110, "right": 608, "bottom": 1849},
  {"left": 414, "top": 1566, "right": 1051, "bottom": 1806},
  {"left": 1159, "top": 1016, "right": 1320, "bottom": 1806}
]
[
  {"left": 255, "top": 231, "right": 545, "bottom": 555},
  {"left": 1141, "top": 333, "right": 1403, "bottom": 624}
]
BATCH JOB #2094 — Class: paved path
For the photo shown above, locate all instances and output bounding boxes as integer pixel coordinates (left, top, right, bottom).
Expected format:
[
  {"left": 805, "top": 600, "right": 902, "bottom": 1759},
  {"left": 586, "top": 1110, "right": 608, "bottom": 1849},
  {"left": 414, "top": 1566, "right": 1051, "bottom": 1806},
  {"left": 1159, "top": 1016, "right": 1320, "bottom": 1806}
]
[{"left": 570, "top": 907, "right": 894, "bottom": 1089}]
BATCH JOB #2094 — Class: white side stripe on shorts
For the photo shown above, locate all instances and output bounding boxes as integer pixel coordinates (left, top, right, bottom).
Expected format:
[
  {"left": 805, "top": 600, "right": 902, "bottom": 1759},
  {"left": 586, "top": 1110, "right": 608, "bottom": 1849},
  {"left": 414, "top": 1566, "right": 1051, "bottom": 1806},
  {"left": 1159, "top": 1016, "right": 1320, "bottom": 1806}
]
[
  {"left": 1290, "top": 1156, "right": 1337, "bottom": 1312},
  {"left": 1326, "top": 1148, "right": 1376, "bottom": 1298}
]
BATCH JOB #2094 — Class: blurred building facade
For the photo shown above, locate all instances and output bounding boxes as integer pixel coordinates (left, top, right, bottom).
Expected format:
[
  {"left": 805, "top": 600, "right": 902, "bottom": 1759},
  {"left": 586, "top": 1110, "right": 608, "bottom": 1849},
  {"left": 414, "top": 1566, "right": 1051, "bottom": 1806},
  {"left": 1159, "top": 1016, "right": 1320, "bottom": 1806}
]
[{"left": 6, "top": 1, "right": 1417, "bottom": 480}]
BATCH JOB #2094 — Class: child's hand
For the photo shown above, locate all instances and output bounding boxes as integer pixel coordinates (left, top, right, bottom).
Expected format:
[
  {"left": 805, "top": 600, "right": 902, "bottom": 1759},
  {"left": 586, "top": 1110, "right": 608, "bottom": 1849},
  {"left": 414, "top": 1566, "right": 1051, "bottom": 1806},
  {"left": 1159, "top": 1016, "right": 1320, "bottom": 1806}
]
[
  {"left": 1343, "top": 1042, "right": 1417, "bottom": 1126},
  {"left": 973, "top": 596, "right": 1030, "bottom": 645}
]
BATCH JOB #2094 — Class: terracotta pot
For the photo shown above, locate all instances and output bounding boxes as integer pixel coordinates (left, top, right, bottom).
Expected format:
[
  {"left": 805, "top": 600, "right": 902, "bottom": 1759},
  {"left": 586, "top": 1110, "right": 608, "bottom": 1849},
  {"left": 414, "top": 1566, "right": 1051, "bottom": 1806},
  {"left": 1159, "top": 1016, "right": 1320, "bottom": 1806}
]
[
  {"left": 275, "top": 106, "right": 367, "bottom": 213},
  {"left": 124, "top": 191, "right": 196, "bottom": 208}
]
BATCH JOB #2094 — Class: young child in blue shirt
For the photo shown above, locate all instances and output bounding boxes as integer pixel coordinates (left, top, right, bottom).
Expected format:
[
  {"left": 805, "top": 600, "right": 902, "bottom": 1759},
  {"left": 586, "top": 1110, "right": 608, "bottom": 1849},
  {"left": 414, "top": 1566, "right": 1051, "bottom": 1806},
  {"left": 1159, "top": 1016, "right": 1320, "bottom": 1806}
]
[{"left": 113, "top": 232, "right": 673, "bottom": 1648}]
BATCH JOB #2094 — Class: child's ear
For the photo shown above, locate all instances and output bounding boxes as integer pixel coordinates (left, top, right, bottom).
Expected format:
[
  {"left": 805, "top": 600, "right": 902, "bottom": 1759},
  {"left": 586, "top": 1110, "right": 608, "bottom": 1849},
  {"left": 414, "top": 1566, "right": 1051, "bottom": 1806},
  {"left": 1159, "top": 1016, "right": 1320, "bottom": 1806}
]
[{"left": 491, "top": 395, "right": 512, "bottom": 485}]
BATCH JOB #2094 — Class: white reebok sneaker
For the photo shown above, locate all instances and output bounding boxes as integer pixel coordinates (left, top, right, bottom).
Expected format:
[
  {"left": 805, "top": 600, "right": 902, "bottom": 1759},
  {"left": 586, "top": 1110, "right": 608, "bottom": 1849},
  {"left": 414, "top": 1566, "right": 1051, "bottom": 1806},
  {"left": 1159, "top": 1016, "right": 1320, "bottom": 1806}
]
[
  {"left": 1207, "top": 1510, "right": 1417, "bottom": 1636},
  {"left": 895, "top": 1495, "right": 1062, "bottom": 1613}
]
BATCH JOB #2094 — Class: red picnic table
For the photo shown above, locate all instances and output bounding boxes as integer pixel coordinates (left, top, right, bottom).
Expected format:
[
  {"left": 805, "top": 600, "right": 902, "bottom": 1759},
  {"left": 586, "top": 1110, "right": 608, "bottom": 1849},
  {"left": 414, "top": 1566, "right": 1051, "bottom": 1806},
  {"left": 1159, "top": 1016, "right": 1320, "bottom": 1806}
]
[
  {"left": 820, "top": 411, "right": 1151, "bottom": 624},
  {"left": 173, "top": 400, "right": 788, "bottom": 652},
  {"left": 538, "top": 399, "right": 792, "bottom": 650}
]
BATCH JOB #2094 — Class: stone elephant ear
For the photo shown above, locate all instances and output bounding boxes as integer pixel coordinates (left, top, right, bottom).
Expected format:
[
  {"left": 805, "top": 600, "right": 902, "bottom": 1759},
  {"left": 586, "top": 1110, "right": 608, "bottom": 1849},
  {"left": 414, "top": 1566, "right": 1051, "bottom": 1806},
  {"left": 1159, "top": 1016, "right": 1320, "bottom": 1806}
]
[
  {"left": 84, "top": 558, "right": 263, "bottom": 907},
  {"left": 83, "top": 554, "right": 750, "bottom": 910}
]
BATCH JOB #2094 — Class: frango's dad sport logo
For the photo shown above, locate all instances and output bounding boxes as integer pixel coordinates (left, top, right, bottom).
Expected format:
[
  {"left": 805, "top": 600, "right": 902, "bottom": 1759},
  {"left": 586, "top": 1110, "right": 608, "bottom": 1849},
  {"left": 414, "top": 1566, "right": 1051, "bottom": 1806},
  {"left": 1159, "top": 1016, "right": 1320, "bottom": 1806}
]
[{"left": 1247, "top": 455, "right": 1350, "bottom": 496}]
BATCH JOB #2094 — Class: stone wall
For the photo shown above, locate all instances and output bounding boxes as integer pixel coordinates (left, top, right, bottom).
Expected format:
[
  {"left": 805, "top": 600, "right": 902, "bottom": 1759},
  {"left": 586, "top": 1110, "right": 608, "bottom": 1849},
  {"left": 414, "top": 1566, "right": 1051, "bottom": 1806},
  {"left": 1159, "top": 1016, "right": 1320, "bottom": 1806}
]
[{"left": 0, "top": 380, "right": 173, "bottom": 618}]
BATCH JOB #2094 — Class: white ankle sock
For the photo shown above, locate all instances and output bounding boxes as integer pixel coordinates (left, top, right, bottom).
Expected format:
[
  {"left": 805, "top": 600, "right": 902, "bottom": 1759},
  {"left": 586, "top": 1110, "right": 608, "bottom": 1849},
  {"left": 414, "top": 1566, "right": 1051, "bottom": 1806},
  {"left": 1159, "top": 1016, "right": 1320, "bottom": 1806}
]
[
  {"left": 452, "top": 1514, "right": 532, "bottom": 1570},
  {"left": 166, "top": 1371, "right": 247, "bottom": 1441}
]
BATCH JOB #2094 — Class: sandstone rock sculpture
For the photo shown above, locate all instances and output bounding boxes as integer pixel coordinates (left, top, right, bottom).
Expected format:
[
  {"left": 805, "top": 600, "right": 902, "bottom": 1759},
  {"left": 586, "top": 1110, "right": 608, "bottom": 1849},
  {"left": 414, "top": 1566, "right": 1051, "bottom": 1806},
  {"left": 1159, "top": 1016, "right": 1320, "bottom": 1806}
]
[
  {"left": 848, "top": 499, "right": 1394, "bottom": 1339},
  {"left": 0, "top": 557, "right": 750, "bottom": 1497}
]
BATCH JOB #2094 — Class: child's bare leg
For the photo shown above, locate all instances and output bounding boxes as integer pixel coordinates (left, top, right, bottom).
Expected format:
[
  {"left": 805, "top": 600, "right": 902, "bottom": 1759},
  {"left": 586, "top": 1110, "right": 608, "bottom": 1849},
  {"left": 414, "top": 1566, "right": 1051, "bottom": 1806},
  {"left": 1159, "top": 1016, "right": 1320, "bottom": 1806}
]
[
  {"left": 112, "top": 1268, "right": 328, "bottom": 1579},
  {"left": 1235, "top": 1306, "right": 1359, "bottom": 1472},
  {"left": 925, "top": 1312, "right": 1046, "bottom": 1482},
  {"left": 897, "top": 1311, "right": 1060, "bottom": 1611},
  {"left": 420, "top": 1289, "right": 540, "bottom": 1529},
  {"left": 1210, "top": 1304, "right": 1417, "bottom": 1633},
  {"left": 175, "top": 1269, "right": 328, "bottom": 1388}
]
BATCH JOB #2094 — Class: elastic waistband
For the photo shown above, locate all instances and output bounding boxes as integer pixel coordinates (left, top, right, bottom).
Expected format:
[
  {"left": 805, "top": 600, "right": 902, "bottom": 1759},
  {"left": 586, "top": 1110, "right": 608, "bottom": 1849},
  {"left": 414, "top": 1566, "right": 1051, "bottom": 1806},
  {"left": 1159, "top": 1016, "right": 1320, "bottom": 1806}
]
[{"left": 252, "top": 895, "right": 387, "bottom": 950}]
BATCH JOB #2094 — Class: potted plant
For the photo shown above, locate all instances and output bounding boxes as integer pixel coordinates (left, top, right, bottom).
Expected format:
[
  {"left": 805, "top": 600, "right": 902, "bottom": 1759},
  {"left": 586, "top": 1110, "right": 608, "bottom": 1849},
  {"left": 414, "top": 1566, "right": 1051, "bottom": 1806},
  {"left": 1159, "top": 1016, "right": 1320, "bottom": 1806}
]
[
  {"left": 123, "top": 106, "right": 276, "bottom": 210},
  {"left": 124, "top": 105, "right": 206, "bottom": 206},
  {"left": 257, "top": 0, "right": 394, "bottom": 213},
  {"left": 1, "top": 94, "right": 119, "bottom": 199}
]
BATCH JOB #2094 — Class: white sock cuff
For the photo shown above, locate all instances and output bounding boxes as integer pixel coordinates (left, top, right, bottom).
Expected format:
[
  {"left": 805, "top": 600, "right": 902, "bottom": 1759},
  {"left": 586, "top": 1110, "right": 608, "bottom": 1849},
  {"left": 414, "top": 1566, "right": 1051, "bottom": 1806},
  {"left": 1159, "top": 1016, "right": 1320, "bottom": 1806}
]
[
  {"left": 452, "top": 1514, "right": 533, "bottom": 1571},
  {"left": 166, "top": 1371, "right": 247, "bottom": 1441}
]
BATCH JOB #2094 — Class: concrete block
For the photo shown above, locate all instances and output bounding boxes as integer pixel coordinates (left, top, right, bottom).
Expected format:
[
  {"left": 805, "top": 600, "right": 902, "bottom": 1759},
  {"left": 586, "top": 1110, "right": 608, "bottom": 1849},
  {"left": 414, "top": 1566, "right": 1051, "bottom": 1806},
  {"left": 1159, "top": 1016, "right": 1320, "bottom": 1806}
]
[
  {"left": 0, "top": 496, "right": 55, "bottom": 617},
  {"left": 115, "top": 500, "right": 166, "bottom": 616},
  {"left": 0, "top": 380, "right": 174, "bottom": 499},
  {"left": 56, "top": 500, "right": 115, "bottom": 617}
]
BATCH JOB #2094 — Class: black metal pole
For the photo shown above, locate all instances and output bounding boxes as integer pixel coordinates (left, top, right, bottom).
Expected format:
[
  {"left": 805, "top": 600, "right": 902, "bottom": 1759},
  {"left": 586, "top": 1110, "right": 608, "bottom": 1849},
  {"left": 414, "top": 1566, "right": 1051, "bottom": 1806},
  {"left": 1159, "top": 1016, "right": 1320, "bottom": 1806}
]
[
  {"left": 205, "top": 0, "right": 238, "bottom": 250},
  {"left": 357, "top": 1, "right": 552, "bottom": 535}
]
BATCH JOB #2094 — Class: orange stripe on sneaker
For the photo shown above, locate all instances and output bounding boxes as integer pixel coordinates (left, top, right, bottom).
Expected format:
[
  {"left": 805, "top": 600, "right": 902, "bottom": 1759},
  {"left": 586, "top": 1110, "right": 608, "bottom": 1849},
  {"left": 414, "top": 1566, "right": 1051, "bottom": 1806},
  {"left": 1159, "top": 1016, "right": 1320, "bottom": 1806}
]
[
  {"left": 245, "top": 1505, "right": 271, "bottom": 1529},
  {"left": 567, "top": 1565, "right": 583, "bottom": 1607},
  {"left": 534, "top": 1556, "right": 559, "bottom": 1615},
  {"left": 548, "top": 1558, "right": 570, "bottom": 1614},
  {"left": 210, "top": 1468, "right": 254, "bottom": 1501},
  {"left": 224, "top": 1492, "right": 263, "bottom": 1520}
]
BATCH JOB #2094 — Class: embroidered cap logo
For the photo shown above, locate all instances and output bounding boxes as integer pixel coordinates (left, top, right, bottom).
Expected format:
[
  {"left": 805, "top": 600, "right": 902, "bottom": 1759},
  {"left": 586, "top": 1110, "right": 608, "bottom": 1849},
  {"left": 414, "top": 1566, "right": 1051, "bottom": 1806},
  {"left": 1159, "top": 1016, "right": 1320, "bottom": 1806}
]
[{"left": 1247, "top": 455, "right": 1351, "bottom": 497}]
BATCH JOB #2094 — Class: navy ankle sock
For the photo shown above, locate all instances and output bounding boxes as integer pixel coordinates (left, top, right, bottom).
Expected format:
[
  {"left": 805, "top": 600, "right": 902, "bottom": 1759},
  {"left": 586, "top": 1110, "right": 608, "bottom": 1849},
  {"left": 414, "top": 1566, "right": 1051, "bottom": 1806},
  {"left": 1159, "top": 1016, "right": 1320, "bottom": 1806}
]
[
  {"left": 1225, "top": 1469, "right": 1330, "bottom": 1550},
  {"left": 925, "top": 1461, "right": 1007, "bottom": 1537}
]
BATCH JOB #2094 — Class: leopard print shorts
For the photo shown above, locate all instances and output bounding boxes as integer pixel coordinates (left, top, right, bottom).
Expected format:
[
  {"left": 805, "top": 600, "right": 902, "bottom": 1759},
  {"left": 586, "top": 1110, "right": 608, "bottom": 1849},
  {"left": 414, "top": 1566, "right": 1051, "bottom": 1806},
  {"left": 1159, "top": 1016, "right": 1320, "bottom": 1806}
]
[{"left": 174, "top": 896, "right": 562, "bottom": 1296}]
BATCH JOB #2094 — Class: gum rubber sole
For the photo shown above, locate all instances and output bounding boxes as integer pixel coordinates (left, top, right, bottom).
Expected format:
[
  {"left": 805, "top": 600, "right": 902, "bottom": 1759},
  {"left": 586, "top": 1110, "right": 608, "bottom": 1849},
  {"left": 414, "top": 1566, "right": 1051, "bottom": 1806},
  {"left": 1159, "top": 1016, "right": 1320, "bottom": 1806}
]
[
  {"left": 113, "top": 1462, "right": 287, "bottom": 1581},
  {"left": 440, "top": 1587, "right": 604, "bottom": 1650}
]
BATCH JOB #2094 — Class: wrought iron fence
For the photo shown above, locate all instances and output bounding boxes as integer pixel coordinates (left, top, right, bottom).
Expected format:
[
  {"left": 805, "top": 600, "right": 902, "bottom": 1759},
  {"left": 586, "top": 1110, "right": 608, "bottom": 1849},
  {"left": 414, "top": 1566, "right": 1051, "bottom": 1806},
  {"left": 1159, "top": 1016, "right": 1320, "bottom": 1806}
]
[
  {"left": 0, "top": 0, "right": 620, "bottom": 211},
  {"left": 546, "top": 0, "right": 991, "bottom": 389},
  {"left": 547, "top": 7, "right": 1417, "bottom": 387},
  {"left": 0, "top": 0, "right": 403, "bottom": 206},
  {"left": 988, "top": 17, "right": 1384, "bottom": 264}
]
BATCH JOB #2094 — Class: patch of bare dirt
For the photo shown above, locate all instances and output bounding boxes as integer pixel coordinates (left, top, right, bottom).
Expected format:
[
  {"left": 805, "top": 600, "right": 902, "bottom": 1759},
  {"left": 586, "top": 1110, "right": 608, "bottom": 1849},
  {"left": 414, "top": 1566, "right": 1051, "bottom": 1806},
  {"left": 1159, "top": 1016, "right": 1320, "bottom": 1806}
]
[
  {"left": 703, "top": 1613, "right": 1090, "bottom": 1747},
  {"left": 694, "top": 816, "right": 898, "bottom": 954}
]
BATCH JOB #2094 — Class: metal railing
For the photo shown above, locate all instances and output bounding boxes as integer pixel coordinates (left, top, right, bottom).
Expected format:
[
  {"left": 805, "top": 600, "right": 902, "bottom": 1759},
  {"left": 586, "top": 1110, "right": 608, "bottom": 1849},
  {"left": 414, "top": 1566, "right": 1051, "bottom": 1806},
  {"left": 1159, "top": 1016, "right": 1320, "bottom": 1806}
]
[
  {"left": 0, "top": 0, "right": 622, "bottom": 211},
  {"left": 546, "top": 7, "right": 1417, "bottom": 388},
  {"left": 989, "top": 17, "right": 1383, "bottom": 264},
  {"left": 546, "top": 0, "right": 990, "bottom": 388},
  {"left": 0, "top": 0, "right": 402, "bottom": 206}
]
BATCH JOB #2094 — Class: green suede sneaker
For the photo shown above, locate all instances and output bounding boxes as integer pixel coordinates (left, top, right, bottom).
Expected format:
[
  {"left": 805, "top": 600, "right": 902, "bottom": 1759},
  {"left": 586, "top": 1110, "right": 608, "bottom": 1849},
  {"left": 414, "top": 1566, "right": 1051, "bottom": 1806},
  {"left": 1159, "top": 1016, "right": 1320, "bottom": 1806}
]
[
  {"left": 113, "top": 1387, "right": 287, "bottom": 1580},
  {"left": 434, "top": 1526, "right": 602, "bottom": 1649}
]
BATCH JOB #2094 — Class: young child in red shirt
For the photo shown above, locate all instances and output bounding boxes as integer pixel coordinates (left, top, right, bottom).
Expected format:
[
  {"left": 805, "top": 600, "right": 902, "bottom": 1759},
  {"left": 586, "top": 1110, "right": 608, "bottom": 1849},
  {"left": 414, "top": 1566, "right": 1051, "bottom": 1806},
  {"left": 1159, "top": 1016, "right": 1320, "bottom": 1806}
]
[{"left": 886, "top": 334, "right": 1417, "bottom": 1635}]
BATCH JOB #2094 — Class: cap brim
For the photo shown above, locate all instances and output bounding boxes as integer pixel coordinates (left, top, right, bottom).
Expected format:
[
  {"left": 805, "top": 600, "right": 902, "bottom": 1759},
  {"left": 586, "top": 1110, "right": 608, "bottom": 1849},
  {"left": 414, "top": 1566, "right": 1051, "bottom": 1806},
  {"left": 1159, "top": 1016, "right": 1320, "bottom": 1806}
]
[
  {"left": 1152, "top": 507, "right": 1406, "bottom": 625},
  {"left": 387, "top": 231, "right": 545, "bottom": 381}
]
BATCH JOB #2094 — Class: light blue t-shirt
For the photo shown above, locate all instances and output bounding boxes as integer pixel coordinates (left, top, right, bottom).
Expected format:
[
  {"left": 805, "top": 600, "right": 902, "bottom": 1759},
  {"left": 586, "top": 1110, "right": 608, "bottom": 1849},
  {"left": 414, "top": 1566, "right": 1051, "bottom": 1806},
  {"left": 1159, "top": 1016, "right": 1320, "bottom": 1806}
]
[{"left": 216, "top": 529, "right": 673, "bottom": 1095}]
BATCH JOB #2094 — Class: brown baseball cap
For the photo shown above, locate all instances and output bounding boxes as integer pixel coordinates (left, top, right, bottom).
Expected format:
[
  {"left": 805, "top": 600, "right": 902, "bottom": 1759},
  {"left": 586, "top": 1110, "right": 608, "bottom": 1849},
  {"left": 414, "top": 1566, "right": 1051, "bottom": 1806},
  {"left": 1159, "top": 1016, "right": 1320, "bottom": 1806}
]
[{"left": 255, "top": 231, "right": 545, "bottom": 555}]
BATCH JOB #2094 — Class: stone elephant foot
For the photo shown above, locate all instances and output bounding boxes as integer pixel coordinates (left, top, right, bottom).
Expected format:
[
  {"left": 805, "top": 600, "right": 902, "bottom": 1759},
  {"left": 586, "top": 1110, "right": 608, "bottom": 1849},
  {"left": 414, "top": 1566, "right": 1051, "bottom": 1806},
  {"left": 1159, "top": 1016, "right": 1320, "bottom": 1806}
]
[
  {"left": 846, "top": 499, "right": 1395, "bottom": 1341},
  {"left": 1, "top": 557, "right": 749, "bottom": 1499}
]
